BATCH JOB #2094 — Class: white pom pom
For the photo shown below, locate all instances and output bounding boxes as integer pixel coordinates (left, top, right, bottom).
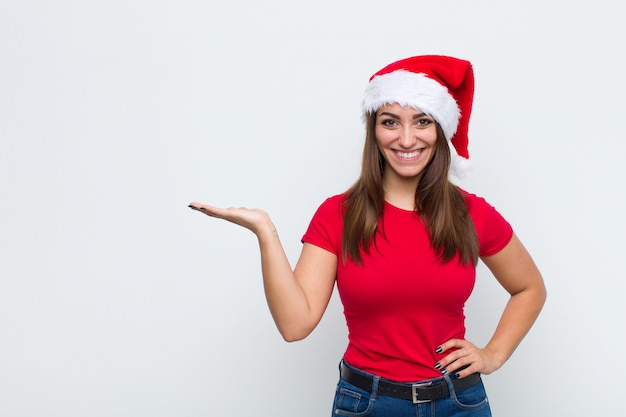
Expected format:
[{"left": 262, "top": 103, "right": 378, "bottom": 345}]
[{"left": 448, "top": 143, "right": 471, "bottom": 182}]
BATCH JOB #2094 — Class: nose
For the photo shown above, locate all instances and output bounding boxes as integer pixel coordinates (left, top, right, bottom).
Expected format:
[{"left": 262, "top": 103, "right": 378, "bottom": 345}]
[{"left": 398, "top": 126, "right": 417, "bottom": 148}]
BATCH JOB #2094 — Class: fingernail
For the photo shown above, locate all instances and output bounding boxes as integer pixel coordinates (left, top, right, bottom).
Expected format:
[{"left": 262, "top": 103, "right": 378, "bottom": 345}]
[
  {"left": 435, "top": 347, "right": 442, "bottom": 354},
  {"left": 434, "top": 362, "right": 441, "bottom": 369},
  {"left": 440, "top": 369, "right": 448, "bottom": 375},
  {"left": 455, "top": 373, "right": 461, "bottom": 379}
]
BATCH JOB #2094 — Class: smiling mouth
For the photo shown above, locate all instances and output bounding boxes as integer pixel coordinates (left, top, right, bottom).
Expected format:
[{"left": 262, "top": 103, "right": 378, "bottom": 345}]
[{"left": 395, "top": 149, "right": 422, "bottom": 159}]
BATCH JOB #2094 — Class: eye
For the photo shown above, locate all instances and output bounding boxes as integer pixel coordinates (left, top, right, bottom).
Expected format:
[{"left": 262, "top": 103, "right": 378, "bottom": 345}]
[
  {"left": 415, "top": 117, "right": 434, "bottom": 128},
  {"left": 380, "top": 118, "right": 398, "bottom": 127}
]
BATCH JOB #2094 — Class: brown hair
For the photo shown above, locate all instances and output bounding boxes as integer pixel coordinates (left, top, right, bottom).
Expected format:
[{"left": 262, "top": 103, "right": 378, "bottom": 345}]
[{"left": 341, "top": 113, "right": 479, "bottom": 266}]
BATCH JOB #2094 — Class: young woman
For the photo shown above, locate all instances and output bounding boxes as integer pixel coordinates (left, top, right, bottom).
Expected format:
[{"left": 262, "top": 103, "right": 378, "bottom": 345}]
[{"left": 189, "top": 55, "right": 546, "bottom": 416}]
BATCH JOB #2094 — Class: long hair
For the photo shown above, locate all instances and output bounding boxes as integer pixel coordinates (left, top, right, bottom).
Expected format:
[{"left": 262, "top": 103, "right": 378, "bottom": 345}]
[{"left": 341, "top": 113, "right": 479, "bottom": 266}]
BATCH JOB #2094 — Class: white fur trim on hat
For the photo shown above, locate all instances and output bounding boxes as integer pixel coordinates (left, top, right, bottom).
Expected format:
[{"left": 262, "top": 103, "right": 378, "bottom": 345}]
[{"left": 362, "top": 70, "right": 461, "bottom": 141}]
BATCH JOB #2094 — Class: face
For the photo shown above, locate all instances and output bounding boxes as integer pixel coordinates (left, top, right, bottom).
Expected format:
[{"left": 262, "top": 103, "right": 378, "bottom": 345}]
[{"left": 375, "top": 103, "right": 438, "bottom": 184}]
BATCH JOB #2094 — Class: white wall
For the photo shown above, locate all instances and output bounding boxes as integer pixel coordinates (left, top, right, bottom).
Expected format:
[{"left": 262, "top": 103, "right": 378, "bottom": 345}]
[{"left": 1, "top": 1, "right": 623, "bottom": 416}]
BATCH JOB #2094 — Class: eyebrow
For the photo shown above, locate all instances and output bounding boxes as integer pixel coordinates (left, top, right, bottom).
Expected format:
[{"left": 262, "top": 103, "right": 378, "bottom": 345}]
[{"left": 378, "top": 111, "right": 429, "bottom": 119}]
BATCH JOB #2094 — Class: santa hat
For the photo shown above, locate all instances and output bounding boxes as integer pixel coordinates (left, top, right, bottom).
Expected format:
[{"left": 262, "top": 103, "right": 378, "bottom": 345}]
[{"left": 362, "top": 55, "right": 474, "bottom": 179}]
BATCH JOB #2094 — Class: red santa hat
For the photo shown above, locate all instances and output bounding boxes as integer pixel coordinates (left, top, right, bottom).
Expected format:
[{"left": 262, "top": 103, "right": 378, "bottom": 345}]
[{"left": 362, "top": 55, "right": 474, "bottom": 179}]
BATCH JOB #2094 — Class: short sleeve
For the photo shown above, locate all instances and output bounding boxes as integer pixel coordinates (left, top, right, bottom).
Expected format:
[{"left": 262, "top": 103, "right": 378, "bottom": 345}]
[
  {"left": 301, "top": 195, "right": 344, "bottom": 256},
  {"left": 464, "top": 192, "right": 514, "bottom": 257}
]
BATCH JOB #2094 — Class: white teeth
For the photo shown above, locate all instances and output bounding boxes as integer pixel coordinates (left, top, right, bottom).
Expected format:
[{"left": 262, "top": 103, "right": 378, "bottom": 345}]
[{"left": 397, "top": 150, "right": 421, "bottom": 158}]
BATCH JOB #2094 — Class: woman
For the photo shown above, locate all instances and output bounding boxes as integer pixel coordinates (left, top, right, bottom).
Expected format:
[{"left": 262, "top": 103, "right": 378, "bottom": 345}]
[{"left": 189, "top": 55, "right": 546, "bottom": 416}]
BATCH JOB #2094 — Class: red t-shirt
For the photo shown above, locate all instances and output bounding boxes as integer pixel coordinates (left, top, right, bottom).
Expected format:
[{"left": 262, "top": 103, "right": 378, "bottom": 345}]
[{"left": 301, "top": 190, "right": 513, "bottom": 381}]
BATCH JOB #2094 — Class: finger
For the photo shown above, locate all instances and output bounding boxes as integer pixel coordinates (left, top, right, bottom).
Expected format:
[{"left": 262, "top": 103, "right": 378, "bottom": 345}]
[
  {"left": 435, "top": 338, "right": 466, "bottom": 354},
  {"left": 454, "top": 363, "right": 478, "bottom": 379},
  {"left": 435, "top": 349, "right": 464, "bottom": 373},
  {"left": 188, "top": 203, "right": 226, "bottom": 218},
  {"left": 435, "top": 340, "right": 478, "bottom": 374},
  {"left": 188, "top": 202, "right": 213, "bottom": 212},
  {"left": 443, "top": 354, "right": 476, "bottom": 376}
]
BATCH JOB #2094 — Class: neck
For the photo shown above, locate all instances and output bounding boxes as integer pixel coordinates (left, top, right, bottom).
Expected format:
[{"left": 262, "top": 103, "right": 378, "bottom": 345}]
[{"left": 383, "top": 172, "right": 420, "bottom": 211}]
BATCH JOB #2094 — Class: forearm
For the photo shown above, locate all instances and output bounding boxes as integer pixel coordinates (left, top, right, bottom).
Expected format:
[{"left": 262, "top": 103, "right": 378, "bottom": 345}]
[
  {"left": 484, "top": 286, "right": 547, "bottom": 368},
  {"left": 256, "top": 227, "right": 315, "bottom": 342}
]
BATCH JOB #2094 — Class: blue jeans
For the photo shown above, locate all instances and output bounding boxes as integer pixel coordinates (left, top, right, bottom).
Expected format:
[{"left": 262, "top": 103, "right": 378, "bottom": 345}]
[{"left": 331, "top": 361, "right": 492, "bottom": 417}]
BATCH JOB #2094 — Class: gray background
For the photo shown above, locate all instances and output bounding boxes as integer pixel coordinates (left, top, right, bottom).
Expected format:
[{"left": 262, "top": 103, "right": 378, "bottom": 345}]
[{"left": 1, "top": 0, "right": 623, "bottom": 416}]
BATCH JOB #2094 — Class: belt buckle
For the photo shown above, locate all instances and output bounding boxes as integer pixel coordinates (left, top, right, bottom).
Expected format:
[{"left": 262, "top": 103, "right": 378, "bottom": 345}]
[{"left": 411, "top": 381, "right": 433, "bottom": 404}]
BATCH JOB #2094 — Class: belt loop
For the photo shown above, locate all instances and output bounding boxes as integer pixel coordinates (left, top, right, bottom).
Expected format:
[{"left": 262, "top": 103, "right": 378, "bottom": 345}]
[
  {"left": 442, "top": 373, "right": 455, "bottom": 398},
  {"left": 370, "top": 375, "right": 380, "bottom": 401}
]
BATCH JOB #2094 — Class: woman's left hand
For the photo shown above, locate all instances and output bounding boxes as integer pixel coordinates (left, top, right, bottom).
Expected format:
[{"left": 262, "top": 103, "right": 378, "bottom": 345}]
[{"left": 435, "top": 339, "right": 501, "bottom": 378}]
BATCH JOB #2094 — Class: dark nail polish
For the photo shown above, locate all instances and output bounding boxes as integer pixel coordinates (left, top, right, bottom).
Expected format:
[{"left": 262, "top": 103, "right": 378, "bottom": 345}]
[
  {"left": 435, "top": 347, "right": 443, "bottom": 354},
  {"left": 440, "top": 369, "right": 448, "bottom": 375},
  {"left": 455, "top": 373, "right": 461, "bottom": 379},
  {"left": 434, "top": 362, "right": 441, "bottom": 369}
]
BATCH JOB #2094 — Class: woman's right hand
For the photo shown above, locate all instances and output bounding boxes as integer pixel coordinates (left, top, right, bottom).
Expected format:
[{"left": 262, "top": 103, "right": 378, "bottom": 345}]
[{"left": 188, "top": 202, "right": 275, "bottom": 237}]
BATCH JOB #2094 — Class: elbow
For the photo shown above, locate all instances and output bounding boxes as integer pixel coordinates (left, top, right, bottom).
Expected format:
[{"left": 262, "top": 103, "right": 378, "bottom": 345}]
[
  {"left": 278, "top": 325, "right": 314, "bottom": 343},
  {"left": 535, "top": 275, "right": 548, "bottom": 306},
  {"left": 514, "top": 275, "right": 548, "bottom": 309},
  {"left": 541, "top": 285, "right": 548, "bottom": 308},
  {"left": 281, "top": 333, "right": 305, "bottom": 343},
  {"left": 527, "top": 279, "right": 548, "bottom": 314}
]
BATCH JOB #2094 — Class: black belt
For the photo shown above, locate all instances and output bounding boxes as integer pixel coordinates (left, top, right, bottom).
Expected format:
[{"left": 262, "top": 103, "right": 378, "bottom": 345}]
[{"left": 340, "top": 361, "right": 481, "bottom": 404}]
